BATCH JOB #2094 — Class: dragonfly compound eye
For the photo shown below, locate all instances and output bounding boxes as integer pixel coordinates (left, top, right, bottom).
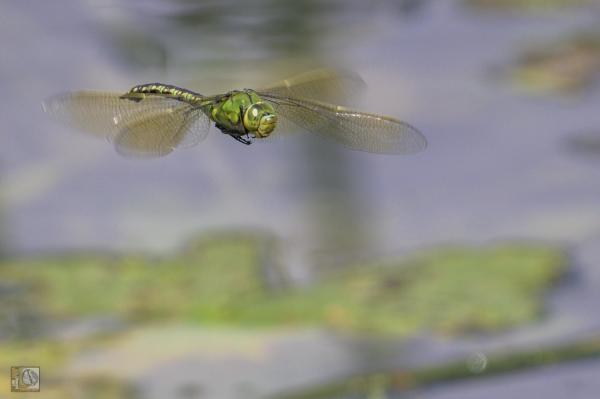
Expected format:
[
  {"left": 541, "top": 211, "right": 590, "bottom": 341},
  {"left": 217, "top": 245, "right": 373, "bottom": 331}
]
[
  {"left": 243, "top": 103, "right": 277, "bottom": 138},
  {"left": 257, "top": 113, "right": 277, "bottom": 137}
]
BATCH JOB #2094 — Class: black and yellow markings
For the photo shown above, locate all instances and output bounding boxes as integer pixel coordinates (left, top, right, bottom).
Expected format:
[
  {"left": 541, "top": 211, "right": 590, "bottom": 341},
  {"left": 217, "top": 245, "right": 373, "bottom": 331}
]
[{"left": 127, "top": 83, "right": 201, "bottom": 103}]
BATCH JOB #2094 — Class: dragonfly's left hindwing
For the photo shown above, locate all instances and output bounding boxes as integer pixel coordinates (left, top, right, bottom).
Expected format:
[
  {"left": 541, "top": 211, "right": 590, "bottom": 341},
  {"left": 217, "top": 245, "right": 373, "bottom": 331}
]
[{"left": 43, "top": 91, "right": 212, "bottom": 158}]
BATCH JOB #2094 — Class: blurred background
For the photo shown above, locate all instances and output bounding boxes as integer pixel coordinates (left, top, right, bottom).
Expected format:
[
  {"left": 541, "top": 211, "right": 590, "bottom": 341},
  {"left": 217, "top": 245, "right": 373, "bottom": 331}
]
[{"left": 2, "top": 0, "right": 600, "bottom": 398}]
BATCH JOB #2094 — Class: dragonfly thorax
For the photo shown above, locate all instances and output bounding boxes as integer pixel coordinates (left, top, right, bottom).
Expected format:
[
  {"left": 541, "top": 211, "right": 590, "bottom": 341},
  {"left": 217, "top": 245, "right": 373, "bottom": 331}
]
[{"left": 211, "top": 90, "right": 277, "bottom": 139}]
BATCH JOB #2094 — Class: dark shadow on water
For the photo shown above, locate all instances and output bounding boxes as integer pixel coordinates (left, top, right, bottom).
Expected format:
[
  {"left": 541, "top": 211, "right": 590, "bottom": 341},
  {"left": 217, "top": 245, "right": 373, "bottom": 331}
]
[{"left": 564, "top": 130, "right": 600, "bottom": 159}]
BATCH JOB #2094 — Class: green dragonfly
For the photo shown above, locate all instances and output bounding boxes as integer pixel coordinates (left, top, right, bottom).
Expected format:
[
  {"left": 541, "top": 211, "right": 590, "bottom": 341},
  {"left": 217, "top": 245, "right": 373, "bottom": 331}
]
[{"left": 42, "top": 69, "right": 426, "bottom": 157}]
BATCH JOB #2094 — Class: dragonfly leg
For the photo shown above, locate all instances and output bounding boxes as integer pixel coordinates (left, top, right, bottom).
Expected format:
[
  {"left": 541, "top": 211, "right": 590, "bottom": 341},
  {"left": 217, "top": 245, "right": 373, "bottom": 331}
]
[
  {"left": 215, "top": 123, "right": 252, "bottom": 145},
  {"left": 231, "top": 135, "right": 252, "bottom": 145}
]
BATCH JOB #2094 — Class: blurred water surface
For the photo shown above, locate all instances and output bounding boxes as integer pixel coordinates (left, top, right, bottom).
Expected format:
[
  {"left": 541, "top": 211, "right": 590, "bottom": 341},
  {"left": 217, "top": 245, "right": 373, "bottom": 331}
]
[
  {"left": 2, "top": 0, "right": 600, "bottom": 398},
  {"left": 2, "top": 0, "right": 600, "bottom": 256}
]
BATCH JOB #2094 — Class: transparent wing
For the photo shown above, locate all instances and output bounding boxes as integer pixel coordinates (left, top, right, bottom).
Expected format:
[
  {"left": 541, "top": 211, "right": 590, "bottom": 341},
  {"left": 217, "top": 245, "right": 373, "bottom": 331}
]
[
  {"left": 42, "top": 91, "right": 211, "bottom": 157},
  {"left": 258, "top": 94, "right": 427, "bottom": 155},
  {"left": 258, "top": 68, "right": 366, "bottom": 106},
  {"left": 114, "top": 107, "right": 210, "bottom": 158},
  {"left": 42, "top": 92, "right": 184, "bottom": 139}
]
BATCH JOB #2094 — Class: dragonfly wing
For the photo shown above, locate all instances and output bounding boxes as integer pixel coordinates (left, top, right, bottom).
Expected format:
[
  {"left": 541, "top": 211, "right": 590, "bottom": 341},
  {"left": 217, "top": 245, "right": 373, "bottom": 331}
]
[
  {"left": 43, "top": 91, "right": 211, "bottom": 157},
  {"left": 114, "top": 107, "right": 210, "bottom": 158},
  {"left": 42, "top": 92, "right": 186, "bottom": 140},
  {"left": 174, "top": 110, "right": 212, "bottom": 149},
  {"left": 259, "top": 94, "right": 427, "bottom": 154},
  {"left": 257, "top": 68, "right": 366, "bottom": 106}
]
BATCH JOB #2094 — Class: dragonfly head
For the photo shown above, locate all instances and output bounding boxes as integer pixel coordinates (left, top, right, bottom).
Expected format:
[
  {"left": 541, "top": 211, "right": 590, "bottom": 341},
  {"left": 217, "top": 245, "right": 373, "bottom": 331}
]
[{"left": 243, "top": 102, "right": 277, "bottom": 138}]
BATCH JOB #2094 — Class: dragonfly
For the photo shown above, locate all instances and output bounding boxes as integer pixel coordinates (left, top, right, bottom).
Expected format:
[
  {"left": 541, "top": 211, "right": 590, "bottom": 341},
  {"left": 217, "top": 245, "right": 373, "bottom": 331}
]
[{"left": 42, "top": 69, "right": 427, "bottom": 157}]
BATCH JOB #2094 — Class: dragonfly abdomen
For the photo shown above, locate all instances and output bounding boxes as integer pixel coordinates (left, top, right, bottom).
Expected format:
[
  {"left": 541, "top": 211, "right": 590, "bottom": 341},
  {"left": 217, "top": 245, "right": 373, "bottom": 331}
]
[{"left": 125, "top": 83, "right": 203, "bottom": 104}]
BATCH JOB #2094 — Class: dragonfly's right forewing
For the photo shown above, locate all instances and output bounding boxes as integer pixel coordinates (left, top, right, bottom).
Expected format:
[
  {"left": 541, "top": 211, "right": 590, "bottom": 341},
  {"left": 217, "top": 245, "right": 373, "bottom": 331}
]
[{"left": 258, "top": 68, "right": 366, "bottom": 106}]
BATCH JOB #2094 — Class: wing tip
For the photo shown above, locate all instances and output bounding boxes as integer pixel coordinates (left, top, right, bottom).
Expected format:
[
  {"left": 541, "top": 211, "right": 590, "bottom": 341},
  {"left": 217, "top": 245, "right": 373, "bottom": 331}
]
[
  {"left": 41, "top": 96, "right": 58, "bottom": 114},
  {"left": 41, "top": 92, "right": 75, "bottom": 115},
  {"left": 396, "top": 121, "right": 428, "bottom": 155}
]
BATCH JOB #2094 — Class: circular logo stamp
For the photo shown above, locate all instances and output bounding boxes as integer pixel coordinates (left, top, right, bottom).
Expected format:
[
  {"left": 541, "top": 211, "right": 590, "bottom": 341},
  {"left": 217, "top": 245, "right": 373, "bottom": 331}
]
[{"left": 11, "top": 366, "right": 40, "bottom": 392}]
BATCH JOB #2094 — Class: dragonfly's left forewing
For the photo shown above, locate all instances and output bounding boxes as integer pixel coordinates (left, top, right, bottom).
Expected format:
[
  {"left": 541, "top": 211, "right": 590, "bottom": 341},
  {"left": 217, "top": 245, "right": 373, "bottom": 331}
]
[{"left": 258, "top": 94, "right": 427, "bottom": 154}]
